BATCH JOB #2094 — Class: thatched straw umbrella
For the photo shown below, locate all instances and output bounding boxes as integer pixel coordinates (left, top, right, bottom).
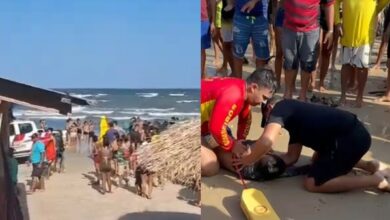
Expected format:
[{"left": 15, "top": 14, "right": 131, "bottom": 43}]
[{"left": 136, "top": 119, "right": 200, "bottom": 191}]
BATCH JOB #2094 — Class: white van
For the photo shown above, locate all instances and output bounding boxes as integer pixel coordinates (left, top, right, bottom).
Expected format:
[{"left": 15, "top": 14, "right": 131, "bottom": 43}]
[{"left": 9, "top": 120, "right": 39, "bottom": 158}]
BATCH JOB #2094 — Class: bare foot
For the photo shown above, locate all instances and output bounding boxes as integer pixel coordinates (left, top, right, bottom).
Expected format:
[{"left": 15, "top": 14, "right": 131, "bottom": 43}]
[
  {"left": 366, "top": 160, "right": 380, "bottom": 174},
  {"left": 376, "top": 96, "right": 390, "bottom": 103},
  {"left": 347, "top": 86, "right": 358, "bottom": 94},
  {"left": 376, "top": 168, "right": 390, "bottom": 191},
  {"left": 339, "top": 96, "right": 347, "bottom": 106},
  {"left": 283, "top": 93, "right": 293, "bottom": 99},
  {"left": 308, "top": 84, "right": 314, "bottom": 92},
  {"left": 353, "top": 98, "right": 363, "bottom": 108},
  {"left": 317, "top": 83, "right": 327, "bottom": 93},
  {"left": 297, "top": 95, "right": 307, "bottom": 102},
  {"left": 216, "top": 66, "right": 228, "bottom": 76},
  {"left": 371, "top": 64, "right": 381, "bottom": 70}
]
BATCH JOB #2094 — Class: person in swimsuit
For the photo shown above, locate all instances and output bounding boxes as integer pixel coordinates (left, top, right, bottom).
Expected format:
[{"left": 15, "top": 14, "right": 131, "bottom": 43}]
[{"left": 99, "top": 144, "right": 113, "bottom": 194}]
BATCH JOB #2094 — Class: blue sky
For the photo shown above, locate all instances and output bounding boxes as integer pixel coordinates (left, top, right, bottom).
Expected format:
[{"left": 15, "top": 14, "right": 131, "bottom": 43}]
[{"left": 0, "top": 0, "right": 199, "bottom": 89}]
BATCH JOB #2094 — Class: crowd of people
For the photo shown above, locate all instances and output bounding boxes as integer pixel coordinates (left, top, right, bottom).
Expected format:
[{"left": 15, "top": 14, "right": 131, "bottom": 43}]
[
  {"left": 23, "top": 116, "right": 175, "bottom": 198},
  {"left": 201, "top": 0, "right": 390, "bottom": 199},
  {"left": 82, "top": 117, "right": 173, "bottom": 197},
  {"left": 201, "top": 0, "right": 390, "bottom": 108}
]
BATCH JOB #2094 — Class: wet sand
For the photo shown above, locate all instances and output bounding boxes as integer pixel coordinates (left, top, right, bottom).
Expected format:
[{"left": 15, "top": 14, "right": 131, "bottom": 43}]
[{"left": 202, "top": 39, "right": 390, "bottom": 220}]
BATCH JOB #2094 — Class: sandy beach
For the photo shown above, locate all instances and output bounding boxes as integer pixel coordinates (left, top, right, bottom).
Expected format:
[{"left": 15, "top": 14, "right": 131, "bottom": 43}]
[
  {"left": 202, "top": 40, "right": 390, "bottom": 220},
  {"left": 17, "top": 150, "right": 200, "bottom": 220}
]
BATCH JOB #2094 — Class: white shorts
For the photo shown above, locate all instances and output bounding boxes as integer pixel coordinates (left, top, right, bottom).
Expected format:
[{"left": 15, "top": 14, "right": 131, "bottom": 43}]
[
  {"left": 341, "top": 45, "right": 371, "bottom": 68},
  {"left": 221, "top": 23, "right": 233, "bottom": 43}
]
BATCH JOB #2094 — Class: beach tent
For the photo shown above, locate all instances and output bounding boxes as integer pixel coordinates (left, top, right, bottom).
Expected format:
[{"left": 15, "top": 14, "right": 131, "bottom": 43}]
[
  {"left": 0, "top": 77, "right": 89, "bottom": 220},
  {"left": 99, "top": 115, "right": 109, "bottom": 142}
]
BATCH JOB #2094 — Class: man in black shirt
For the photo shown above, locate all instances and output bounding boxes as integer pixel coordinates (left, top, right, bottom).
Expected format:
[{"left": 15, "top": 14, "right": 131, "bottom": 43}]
[{"left": 234, "top": 99, "right": 390, "bottom": 193}]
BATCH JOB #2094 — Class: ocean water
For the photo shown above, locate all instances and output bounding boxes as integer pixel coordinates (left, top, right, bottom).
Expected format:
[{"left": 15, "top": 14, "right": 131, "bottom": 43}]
[{"left": 12, "top": 89, "right": 199, "bottom": 130}]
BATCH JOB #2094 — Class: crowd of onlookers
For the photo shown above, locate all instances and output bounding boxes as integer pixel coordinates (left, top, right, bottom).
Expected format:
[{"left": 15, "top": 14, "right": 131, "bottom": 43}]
[
  {"left": 202, "top": 0, "right": 390, "bottom": 108},
  {"left": 5, "top": 116, "right": 176, "bottom": 197}
]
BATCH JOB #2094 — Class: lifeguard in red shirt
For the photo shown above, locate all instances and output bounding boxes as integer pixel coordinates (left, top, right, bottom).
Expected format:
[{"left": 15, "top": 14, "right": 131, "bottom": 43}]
[{"left": 201, "top": 68, "right": 277, "bottom": 177}]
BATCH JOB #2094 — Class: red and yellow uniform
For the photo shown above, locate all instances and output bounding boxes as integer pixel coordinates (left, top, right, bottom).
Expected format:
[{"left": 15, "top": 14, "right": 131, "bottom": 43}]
[{"left": 201, "top": 77, "right": 252, "bottom": 151}]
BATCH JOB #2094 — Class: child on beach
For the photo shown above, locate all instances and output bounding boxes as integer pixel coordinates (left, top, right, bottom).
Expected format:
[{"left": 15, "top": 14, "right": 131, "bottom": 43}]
[{"left": 115, "top": 137, "right": 130, "bottom": 187}]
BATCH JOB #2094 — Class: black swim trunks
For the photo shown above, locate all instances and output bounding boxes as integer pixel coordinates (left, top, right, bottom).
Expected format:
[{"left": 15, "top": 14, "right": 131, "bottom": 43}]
[{"left": 308, "top": 120, "right": 371, "bottom": 186}]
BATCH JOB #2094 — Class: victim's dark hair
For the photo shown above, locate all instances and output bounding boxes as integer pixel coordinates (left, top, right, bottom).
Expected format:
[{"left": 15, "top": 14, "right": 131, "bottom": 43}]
[{"left": 246, "top": 68, "right": 277, "bottom": 93}]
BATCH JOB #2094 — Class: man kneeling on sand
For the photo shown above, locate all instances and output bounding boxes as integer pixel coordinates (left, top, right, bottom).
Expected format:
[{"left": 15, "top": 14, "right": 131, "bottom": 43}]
[
  {"left": 201, "top": 68, "right": 277, "bottom": 177},
  {"left": 233, "top": 98, "right": 390, "bottom": 193}
]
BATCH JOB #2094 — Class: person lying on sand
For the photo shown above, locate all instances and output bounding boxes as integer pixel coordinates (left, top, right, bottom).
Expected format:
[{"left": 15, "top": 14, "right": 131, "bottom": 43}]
[
  {"left": 201, "top": 68, "right": 277, "bottom": 177},
  {"left": 233, "top": 98, "right": 390, "bottom": 193}
]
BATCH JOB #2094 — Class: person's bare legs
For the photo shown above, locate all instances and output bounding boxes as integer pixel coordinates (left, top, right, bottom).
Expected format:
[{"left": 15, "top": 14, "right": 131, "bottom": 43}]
[
  {"left": 312, "top": 29, "right": 324, "bottom": 92},
  {"left": 201, "top": 145, "right": 220, "bottom": 176},
  {"left": 284, "top": 69, "right": 298, "bottom": 99},
  {"left": 201, "top": 49, "right": 207, "bottom": 79},
  {"left": 39, "top": 176, "right": 45, "bottom": 191},
  {"left": 299, "top": 71, "right": 312, "bottom": 101},
  {"left": 355, "top": 67, "right": 368, "bottom": 108},
  {"left": 220, "top": 42, "right": 234, "bottom": 76},
  {"left": 256, "top": 59, "right": 267, "bottom": 70},
  {"left": 274, "top": 27, "right": 283, "bottom": 89},
  {"left": 107, "top": 172, "right": 112, "bottom": 193},
  {"left": 303, "top": 171, "right": 390, "bottom": 193},
  {"left": 233, "top": 57, "right": 244, "bottom": 78},
  {"left": 348, "top": 69, "right": 358, "bottom": 93},
  {"left": 331, "top": 28, "right": 339, "bottom": 71},
  {"left": 372, "top": 35, "right": 387, "bottom": 69},
  {"left": 269, "top": 24, "right": 275, "bottom": 56},
  {"left": 141, "top": 173, "right": 148, "bottom": 198},
  {"left": 378, "top": 60, "right": 390, "bottom": 102},
  {"left": 355, "top": 160, "right": 380, "bottom": 174},
  {"left": 340, "top": 64, "right": 354, "bottom": 105},
  {"left": 101, "top": 172, "right": 107, "bottom": 193},
  {"left": 29, "top": 177, "right": 39, "bottom": 193},
  {"left": 212, "top": 31, "right": 224, "bottom": 68},
  {"left": 147, "top": 173, "right": 155, "bottom": 199},
  {"left": 319, "top": 43, "right": 332, "bottom": 92}
]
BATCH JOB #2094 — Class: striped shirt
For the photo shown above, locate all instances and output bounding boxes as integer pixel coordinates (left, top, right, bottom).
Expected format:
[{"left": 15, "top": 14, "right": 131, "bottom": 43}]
[{"left": 284, "top": 0, "right": 334, "bottom": 32}]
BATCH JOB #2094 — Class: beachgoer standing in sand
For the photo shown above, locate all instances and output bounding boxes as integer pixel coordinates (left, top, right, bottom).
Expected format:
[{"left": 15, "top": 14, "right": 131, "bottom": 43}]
[
  {"left": 28, "top": 133, "right": 45, "bottom": 193},
  {"left": 201, "top": 68, "right": 277, "bottom": 177},
  {"left": 201, "top": 0, "right": 216, "bottom": 79},
  {"left": 231, "top": 0, "right": 274, "bottom": 78},
  {"left": 282, "top": 0, "right": 334, "bottom": 101},
  {"left": 337, "top": 0, "right": 390, "bottom": 107}
]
